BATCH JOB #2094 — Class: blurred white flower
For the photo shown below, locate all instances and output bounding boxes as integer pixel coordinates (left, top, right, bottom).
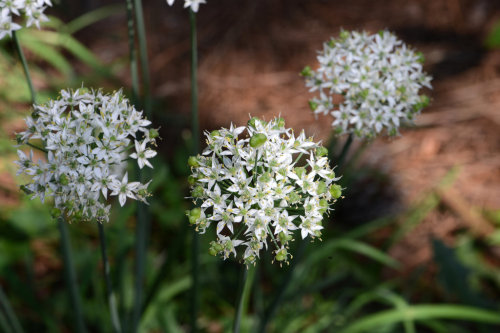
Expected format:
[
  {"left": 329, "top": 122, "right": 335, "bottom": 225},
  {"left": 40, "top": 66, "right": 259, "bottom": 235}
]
[
  {"left": 187, "top": 117, "right": 343, "bottom": 265},
  {"left": 0, "top": 0, "right": 51, "bottom": 40},
  {"left": 15, "top": 87, "right": 158, "bottom": 222},
  {"left": 166, "top": 0, "right": 206, "bottom": 12},
  {"left": 303, "top": 30, "right": 432, "bottom": 138}
]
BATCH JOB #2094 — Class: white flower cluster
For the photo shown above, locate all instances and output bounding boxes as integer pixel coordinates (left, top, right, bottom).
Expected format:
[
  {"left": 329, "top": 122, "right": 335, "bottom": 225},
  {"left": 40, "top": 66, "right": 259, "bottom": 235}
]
[
  {"left": 0, "top": 0, "right": 52, "bottom": 40},
  {"left": 15, "top": 87, "right": 158, "bottom": 223},
  {"left": 187, "top": 117, "right": 342, "bottom": 265},
  {"left": 166, "top": 0, "right": 205, "bottom": 12},
  {"left": 303, "top": 30, "right": 432, "bottom": 138}
]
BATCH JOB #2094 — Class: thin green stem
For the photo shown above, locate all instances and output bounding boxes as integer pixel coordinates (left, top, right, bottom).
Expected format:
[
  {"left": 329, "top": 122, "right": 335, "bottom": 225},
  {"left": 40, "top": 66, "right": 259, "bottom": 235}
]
[
  {"left": 26, "top": 142, "right": 48, "bottom": 153},
  {"left": 233, "top": 266, "right": 255, "bottom": 333},
  {"left": 97, "top": 222, "right": 122, "bottom": 333},
  {"left": 132, "top": 0, "right": 151, "bottom": 117},
  {"left": 125, "top": 0, "right": 140, "bottom": 104},
  {"left": 12, "top": 31, "right": 36, "bottom": 105},
  {"left": 126, "top": 2, "right": 150, "bottom": 332},
  {"left": 257, "top": 241, "right": 307, "bottom": 333},
  {"left": 0, "top": 285, "right": 24, "bottom": 333},
  {"left": 336, "top": 133, "right": 353, "bottom": 170},
  {"left": 57, "top": 217, "right": 87, "bottom": 333},
  {"left": 189, "top": 9, "right": 200, "bottom": 333}
]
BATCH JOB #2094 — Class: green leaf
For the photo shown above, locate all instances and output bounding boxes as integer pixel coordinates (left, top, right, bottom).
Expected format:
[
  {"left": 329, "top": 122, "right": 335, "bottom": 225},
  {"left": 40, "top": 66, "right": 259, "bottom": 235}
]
[{"left": 339, "top": 305, "right": 500, "bottom": 333}]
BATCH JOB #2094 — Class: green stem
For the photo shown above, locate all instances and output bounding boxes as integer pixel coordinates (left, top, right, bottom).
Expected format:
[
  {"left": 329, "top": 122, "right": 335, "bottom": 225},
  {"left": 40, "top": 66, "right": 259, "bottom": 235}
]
[
  {"left": 257, "top": 241, "right": 307, "bottom": 333},
  {"left": 26, "top": 142, "right": 48, "bottom": 153},
  {"left": 0, "top": 285, "right": 24, "bottom": 333},
  {"left": 336, "top": 133, "right": 353, "bottom": 169},
  {"left": 132, "top": 0, "right": 151, "bottom": 117},
  {"left": 57, "top": 217, "right": 87, "bottom": 333},
  {"left": 12, "top": 31, "right": 36, "bottom": 105},
  {"left": 125, "top": 0, "right": 140, "bottom": 104},
  {"left": 128, "top": 2, "right": 151, "bottom": 332},
  {"left": 189, "top": 9, "right": 200, "bottom": 333},
  {"left": 97, "top": 222, "right": 122, "bottom": 333},
  {"left": 233, "top": 266, "right": 255, "bottom": 333}
]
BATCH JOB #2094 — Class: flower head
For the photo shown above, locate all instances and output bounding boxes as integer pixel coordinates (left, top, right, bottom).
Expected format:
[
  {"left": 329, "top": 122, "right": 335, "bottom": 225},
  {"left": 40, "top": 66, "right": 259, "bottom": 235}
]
[
  {"left": 15, "top": 87, "right": 158, "bottom": 223},
  {"left": 187, "top": 117, "right": 342, "bottom": 265},
  {"left": 303, "top": 30, "right": 432, "bottom": 138},
  {"left": 166, "top": 0, "right": 206, "bottom": 12},
  {"left": 0, "top": 0, "right": 52, "bottom": 40}
]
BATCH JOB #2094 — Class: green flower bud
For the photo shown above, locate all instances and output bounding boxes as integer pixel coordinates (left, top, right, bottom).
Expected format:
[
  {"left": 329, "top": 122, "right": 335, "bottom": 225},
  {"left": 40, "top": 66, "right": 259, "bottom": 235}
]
[
  {"left": 210, "top": 130, "right": 221, "bottom": 138},
  {"left": 187, "top": 208, "right": 201, "bottom": 224},
  {"left": 248, "top": 117, "right": 266, "bottom": 129},
  {"left": 308, "top": 100, "right": 318, "bottom": 111},
  {"left": 279, "top": 232, "right": 293, "bottom": 244},
  {"left": 188, "top": 175, "right": 197, "bottom": 185},
  {"left": 149, "top": 128, "right": 160, "bottom": 139},
  {"left": 275, "top": 248, "right": 288, "bottom": 262},
  {"left": 188, "top": 156, "right": 200, "bottom": 167},
  {"left": 294, "top": 167, "right": 306, "bottom": 179},
  {"left": 250, "top": 133, "right": 267, "bottom": 148},
  {"left": 329, "top": 184, "right": 342, "bottom": 199},
  {"left": 192, "top": 185, "right": 204, "bottom": 198},
  {"left": 59, "top": 174, "right": 69, "bottom": 186},
  {"left": 317, "top": 181, "right": 327, "bottom": 195},
  {"left": 316, "top": 146, "right": 328, "bottom": 157},
  {"left": 319, "top": 199, "right": 328, "bottom": 214},
  {"left": 288, "top": 191, "right": 301, "bottom": 204},
  {"left": 300, "top": 66, "right": 313, "bottom": 77}
]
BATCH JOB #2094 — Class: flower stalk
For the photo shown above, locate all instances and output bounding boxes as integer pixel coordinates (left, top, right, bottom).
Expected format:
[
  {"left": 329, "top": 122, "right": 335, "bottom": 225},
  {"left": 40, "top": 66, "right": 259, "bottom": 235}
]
[
  {"left": 97, "top": 221, "right": 122, "bottom": 333},
  {"left": 12, "top": 31, "right": 35, "bottom": 104}
]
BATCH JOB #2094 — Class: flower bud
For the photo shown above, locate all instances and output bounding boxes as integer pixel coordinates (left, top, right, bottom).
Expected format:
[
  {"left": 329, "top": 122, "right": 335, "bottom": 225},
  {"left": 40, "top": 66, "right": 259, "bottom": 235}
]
[
  {"left": 250, "top": 133, "right": 267, "bottom": 148},
  {"left": 188, "top": 156, "right": 200, "bottom": 167},
  {"left": 316, "top": 146, "right": 328, "bottom": 157},
  {"left": 329, "top": 184, "right": 342, "bottom": 199}
]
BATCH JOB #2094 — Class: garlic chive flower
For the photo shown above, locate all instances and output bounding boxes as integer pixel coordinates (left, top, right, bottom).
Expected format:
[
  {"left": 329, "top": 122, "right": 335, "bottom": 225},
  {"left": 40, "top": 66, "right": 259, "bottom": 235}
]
[
  {"left": 15, "top": 87, "right": 158, "bottom": 223},
  {"left": 166, "top": 0, "right": 206, "bottom": 12},
  {"left": 0, "top": 0, "right": 52, "bottom": 40},
  {"left": 187, "top": 117, "right": 342, "bottom": 266},
  {"left": 303, "top": 30, "right": 432, "bottom": 138}
]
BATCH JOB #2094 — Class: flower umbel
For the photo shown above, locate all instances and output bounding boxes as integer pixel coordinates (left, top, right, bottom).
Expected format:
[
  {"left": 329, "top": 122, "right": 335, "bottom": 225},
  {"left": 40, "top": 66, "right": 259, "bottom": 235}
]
[
  {"left": 303, "top": 30, "right": 432, "bottom": 138},
  {"left": 15, "top": 87, "right": 158, "bottom": 222},
  {"left": 187, "top": 117, "right": 342, "bottom": 265}
]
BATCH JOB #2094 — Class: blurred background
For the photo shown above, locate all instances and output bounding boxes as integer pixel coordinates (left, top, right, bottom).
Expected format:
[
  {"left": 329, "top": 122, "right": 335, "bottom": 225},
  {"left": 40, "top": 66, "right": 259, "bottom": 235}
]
[{"left": 1, "top": 0, "right": 500, "bottom": 332}]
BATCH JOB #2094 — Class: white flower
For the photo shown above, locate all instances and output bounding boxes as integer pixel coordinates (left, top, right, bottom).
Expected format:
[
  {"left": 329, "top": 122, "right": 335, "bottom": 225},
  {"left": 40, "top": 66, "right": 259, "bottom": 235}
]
[
  {"left": 0, "top": 0, "right": 52, "bottom": 40},
  {"left": 166, "top": 0, "right": 206, "bottom": 12},
  {"left": 187, "top": 117, "right": 343, "bottom": 265},
  {"left": 303, "top": 30, "right": 432, "bottom": 138},
  {"left": 15, "top": 87, "right": 158, "bottom": 222},
  {"left": 130, "top": 139, "right": 157, "bottom": 169}
]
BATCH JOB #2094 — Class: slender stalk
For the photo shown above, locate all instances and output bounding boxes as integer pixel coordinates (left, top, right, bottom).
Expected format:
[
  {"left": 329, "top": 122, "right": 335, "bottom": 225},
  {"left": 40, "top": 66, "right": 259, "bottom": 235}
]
[
  {"left": 189, "top": 9, "right": 200, "bottom": 333},
  {"left": 336, "top": 133, "right": 353, "bottom": 169},
  {"left": 57, "top": 217, "right": 87, "bottom": 333},
  {"left": 125, "top": 0, "right": 140, "bottom": 103},
  {"left": 127, "top": 1, "right": 150, "bottom": 332},
  {"left": 97, "top": 222, "right": 122, "bottom": 333},
  {"left": 132, "top": 0, "right": 151, "bottom": 116},
  {"left": 257, "top": 241, "right": 307, "bottom": 333},
  {"left": 0, "top": 285, "right": 24, "bottom": 333},
  {"left": 26, "top": 142, "right": 48, "bottom": 153},
  {"left": 233, "top": 266, "right": 255, "bottom": 333},
  {"left": 12, "top": 31, "right": 36, "bottom": 105}
]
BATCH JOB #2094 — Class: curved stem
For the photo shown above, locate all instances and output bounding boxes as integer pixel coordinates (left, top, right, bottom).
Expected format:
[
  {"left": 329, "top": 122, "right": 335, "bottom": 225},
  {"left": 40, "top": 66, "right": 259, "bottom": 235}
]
[
  {"left": 12, "top": 31, "right": 36, "bottom": 105},
  {"left": 58, "top": 217, "right": 87, "bottom": 333},
  {"left": 189, "top": 9, "right": 200, "bottom": 333},
  {"left": 97, "top": 222, "right": 122, "bottom": 333}
]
